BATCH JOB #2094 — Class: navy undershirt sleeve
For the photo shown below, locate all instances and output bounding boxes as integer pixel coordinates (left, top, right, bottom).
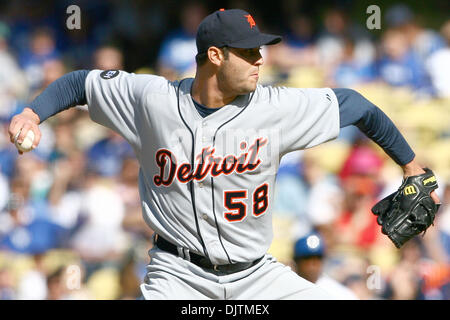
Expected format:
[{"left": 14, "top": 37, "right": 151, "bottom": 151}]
[
  {"left": 29, "top": 70, "right": 90, "bottom": 123},
  {"left": 333, "top": 88, "right": 415, "bottom": 166}
]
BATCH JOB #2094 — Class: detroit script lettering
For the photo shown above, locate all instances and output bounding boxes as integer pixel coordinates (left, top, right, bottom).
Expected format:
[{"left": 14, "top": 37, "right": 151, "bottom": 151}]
[{"left": 153, "top": 137, "right": 268, "bottom": 186}]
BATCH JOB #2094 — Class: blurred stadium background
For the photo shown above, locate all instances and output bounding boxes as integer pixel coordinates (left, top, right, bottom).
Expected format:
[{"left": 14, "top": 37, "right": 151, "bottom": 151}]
[{"left": 0, "top": 0, "right": 449, "bottom": 300}]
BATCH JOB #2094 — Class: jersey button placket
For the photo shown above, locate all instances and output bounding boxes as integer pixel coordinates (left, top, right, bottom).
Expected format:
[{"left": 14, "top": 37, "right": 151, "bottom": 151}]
[
  {"left": 201, "top": 122, "right": 212, "bottom": 144},
  {"left": 198, "top": 123, "right": 209, "bottom": 189}
]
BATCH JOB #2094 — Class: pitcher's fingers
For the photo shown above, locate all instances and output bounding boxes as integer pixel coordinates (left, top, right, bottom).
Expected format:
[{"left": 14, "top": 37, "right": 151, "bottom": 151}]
[
  {"left": 8, "top": 119, "right": 21, "bottom": 143},
  {"left": 16, "top": 123, "right": 33, "bottom": 144}
]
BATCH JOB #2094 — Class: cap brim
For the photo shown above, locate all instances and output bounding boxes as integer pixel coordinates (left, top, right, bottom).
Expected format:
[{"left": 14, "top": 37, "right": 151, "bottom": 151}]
[{"left": 228, "top": 33, "right": 282, "bottom": 49}]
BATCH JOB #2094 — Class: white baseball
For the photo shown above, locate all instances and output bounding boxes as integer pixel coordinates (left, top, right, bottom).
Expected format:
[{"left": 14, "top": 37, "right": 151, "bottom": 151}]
[{"left": 14, "top": 130, "right": 35, "bottom": 152}]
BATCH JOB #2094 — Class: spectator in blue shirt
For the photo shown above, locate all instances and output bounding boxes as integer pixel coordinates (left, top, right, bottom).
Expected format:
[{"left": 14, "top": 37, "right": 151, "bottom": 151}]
[
  {"left": 86, "top": 130, "right": 134, "bottom": 178},
  {"left": 18, "top": 28, "right": 61, "bottom": 91},
  {"left": 333, "top": 37, "right": 376, "bottom": 88},
  {"left": 385, "top": 4, "right": 445, "bottom": 61},
  {"left": 0, "top": 178, "right": 69, "bottom": 255},
  {"left": 285, "top": 14, "right": 315, "bottom": 49},
  {"left": 156, "top": 1, "right": 207, "bottom": 79},
  {"left": 377, "top": 28, "right": 433, "bottom": 96}
]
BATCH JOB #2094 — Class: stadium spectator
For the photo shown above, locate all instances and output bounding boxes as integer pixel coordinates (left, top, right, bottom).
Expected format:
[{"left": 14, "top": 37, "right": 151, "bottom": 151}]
[
  {"left": 92, "top": 46, "right": 124, "bottom": 71},
  {"left": 47, "top": 149, "right": 86, "bottom": 231},
  {"left": 69, "top": 171, "right": 129, "bottom": 280},
  {"left": 41, "top": 59, "right": 66, "bottom": 89},
  {"left": 119, "top": 156, "right": 153, "bottom": 238},
  {"left": 438, "top": 184, "right": 450, "bottom": 260},
  {"left": 293, "top": 232, "right": 358, "bottom": 299},
  {"left": 267, "top": 14, "right": 318, "bottom": 73},
  {"left": 86, "top": 130, "right": 134, "bottom": 178},
  {"left": 316, "top": 7, "right": 375, "bottom": 75},
  {"left": 285, "top": 14, "right": 315, "bottom": 49},
  {"left": 46, "top": 266, "right": 67, "bottom": 300},
  {"left": 385, "top": 4, "right": 445, "bottom": 61},
  {"left": 18, "top": 27, "right": 60, "bottom": 91},
  {"left": 118, "top": 250, "right": 142, "bottom": 300},
  {"left": 381, "top": 238, "right": 426, "bottom": 300},
  {"left": 0, "top": 177, "right": 68, "bottom": 254},
  {"left": 0, "top": 266, "right": 15, "bottom": 300},
  {"left": 376, "top": 28, "right": 433, "bottom": 96},
  {"left": 332, "top": 37, "right": 377, "bottom": 88},
  {"left": 342, "top": 272, "right": 379, "bottom": 300},
  {"left": 426, "top": 20, "right": 450, "bottom": 98},
  {"left": 15, "top": 253, "right": 48, "bottom": 300},
  {"left": 334, "top": 142, "right": 385, "bottom": 251},
  {"left": 0, "top": 21, "right": 28, "bottom": 121},
  {"left": 156, "top": 1, "right": 207, "bottom": 79},
  {"left": 0, "top": 120, "right": 18, "bottom": 179},
  {"left": 272, "top": 153, "right": 309, "bottom": 226}
]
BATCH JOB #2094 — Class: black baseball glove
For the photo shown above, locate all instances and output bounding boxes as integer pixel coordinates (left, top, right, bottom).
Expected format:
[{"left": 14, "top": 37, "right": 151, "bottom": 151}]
[{"left": 371, "top": 168, "right": 440, "bottom": 248}]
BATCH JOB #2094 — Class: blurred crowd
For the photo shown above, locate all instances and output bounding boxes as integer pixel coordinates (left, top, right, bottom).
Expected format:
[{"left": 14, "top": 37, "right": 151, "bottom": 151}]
[{"left": 0, "top": 0, "right": 449, "bottom": 300}]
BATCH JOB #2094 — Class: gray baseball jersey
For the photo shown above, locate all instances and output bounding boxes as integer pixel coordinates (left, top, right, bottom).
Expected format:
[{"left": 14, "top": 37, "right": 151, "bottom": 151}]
[{"left": 85, "top": 69, "right": 339, "bottom": 267}]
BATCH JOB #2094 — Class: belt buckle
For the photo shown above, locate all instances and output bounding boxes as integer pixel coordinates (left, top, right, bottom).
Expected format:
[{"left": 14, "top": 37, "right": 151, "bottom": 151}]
[{"left": 213, "top": 264, "right": 219, "bottom": 271}]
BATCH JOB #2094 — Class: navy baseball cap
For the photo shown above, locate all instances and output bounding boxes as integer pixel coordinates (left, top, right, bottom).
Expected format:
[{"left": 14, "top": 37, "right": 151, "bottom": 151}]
[
  {"left": 293, "top": 233, "right": 325, "bottom": 259},
  {"left": 196, "top": 8, "right": 282, "bottom": 55}
]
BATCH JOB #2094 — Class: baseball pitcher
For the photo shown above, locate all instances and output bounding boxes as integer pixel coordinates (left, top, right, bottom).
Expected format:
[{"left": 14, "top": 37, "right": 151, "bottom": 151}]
[{"left": 8, "top": 9, "right": 441, "bottom": 299}]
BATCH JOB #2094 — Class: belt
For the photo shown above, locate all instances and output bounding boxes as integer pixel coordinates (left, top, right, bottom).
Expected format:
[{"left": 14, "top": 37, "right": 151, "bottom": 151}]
[{"left": 155, "top": 235, "right": 263, "bottom": 274}]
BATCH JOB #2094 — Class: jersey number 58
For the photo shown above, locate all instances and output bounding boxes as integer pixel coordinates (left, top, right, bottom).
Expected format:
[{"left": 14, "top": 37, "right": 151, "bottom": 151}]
[{"left": 224, "top": 183, "right": 268, "bottom": 222}]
